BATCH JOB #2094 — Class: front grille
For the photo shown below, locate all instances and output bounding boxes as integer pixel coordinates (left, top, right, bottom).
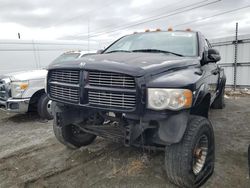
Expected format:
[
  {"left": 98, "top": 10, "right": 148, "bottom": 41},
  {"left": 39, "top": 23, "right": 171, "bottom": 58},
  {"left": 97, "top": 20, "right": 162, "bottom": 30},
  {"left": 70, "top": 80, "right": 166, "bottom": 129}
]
[
  {"left": 48, "top": 69, "right": 137, "bottom": 110},
  {"left": 50, "top": 85, "right": 79, "bottom": 103},
  {"left": 50, "top": 70, "right": 80, "bottom": 84},
  {"left": 88, "top": 71, "right": 135, "bottom": 88},
  {"left": 88, "top": 91, "right": 136, "bottom": 110},
  {"left": 0, "top": 80, "right": 6, "bottom": 100},
  {"left": 48, "top": 69, "right": 80, "bottom": 104}
]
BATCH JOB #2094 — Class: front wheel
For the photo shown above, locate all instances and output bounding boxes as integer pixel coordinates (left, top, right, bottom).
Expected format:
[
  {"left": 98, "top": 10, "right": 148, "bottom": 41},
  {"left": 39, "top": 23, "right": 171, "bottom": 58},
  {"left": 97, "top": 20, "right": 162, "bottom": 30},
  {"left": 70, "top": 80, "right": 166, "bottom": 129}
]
[
  {"left": 53, "top": 122, "right": 97, "bottom": 149},
  {"left": 52, "top": 105, "right": 103, "bottom": 149},
  {"left": 165, "top": 115, "right": 215, "bottom": 188},
  {"left": 37, "top": 93, "right": 53, "bottom": 120}
]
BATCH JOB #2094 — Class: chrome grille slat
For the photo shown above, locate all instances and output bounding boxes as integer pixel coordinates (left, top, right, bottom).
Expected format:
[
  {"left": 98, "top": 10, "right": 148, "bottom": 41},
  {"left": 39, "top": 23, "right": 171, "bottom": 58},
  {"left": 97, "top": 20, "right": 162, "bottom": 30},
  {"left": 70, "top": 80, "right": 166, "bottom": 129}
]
[
  {"left": 89, "top": 83, "right": 135, "bottom": 88},
  {"left": 89, "top": 79, "right": 134, "bottom": 83},
  {"left": 51, "top": 76, "right": 79, "bottom": 79},
  {"left": 51, "top": 77, "right": 79, "bottom": 81},
  {"left": 89, "top": 99, "right": 135, "bottom": 105},
  {"left": 89, "top": 97, "right": 136, "bottom": 103},
  {"left": 50, "top": 92, "right": 78, "bottom": 99},
  {"left": 89, "top": 94, "right": 135, "bottom": 101},
  {"left": 88, "top": 92, "right": 135, "bottom": 98},
  {"left": 51, "top": 93, "right": 78, "bottom": 101},
  {"left": 89, "top": 102, "right": 134, "bottom": 109},
  {"left": 89, "top": 76, "right": 134, "bottom": 81}
]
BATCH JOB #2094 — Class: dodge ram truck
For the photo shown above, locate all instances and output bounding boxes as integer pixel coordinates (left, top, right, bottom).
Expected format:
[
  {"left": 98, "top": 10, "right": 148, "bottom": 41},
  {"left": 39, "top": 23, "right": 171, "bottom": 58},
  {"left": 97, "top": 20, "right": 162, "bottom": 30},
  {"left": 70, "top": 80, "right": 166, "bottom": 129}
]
[
  {"left": 0, "top": 51, "right": 91, "bottom": 119},
  {"left": 46, "top": 30, "right": 226, "bottom": 187}
]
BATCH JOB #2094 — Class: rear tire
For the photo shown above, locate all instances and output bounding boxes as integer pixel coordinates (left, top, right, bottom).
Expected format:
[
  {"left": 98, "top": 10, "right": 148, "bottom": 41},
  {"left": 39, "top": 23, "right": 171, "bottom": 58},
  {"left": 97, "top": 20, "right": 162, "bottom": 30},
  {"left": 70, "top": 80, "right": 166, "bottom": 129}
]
[
  {"left": 37, "top": 93, "right": 53, "bottom": 120},
  {"left": 165, "top": 115, "right": 215, "bottom": 188}
]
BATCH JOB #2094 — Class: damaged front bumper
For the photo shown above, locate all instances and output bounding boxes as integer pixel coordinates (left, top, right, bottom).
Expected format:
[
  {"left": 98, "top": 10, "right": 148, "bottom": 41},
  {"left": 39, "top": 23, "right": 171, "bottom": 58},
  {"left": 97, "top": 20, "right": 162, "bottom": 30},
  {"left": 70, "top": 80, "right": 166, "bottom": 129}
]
[
  {"left": 53, "top": 102, "right": 190, "bottom": 150},
  {"left": 0, "top": 98, "right": 30, "bottom": 113}
]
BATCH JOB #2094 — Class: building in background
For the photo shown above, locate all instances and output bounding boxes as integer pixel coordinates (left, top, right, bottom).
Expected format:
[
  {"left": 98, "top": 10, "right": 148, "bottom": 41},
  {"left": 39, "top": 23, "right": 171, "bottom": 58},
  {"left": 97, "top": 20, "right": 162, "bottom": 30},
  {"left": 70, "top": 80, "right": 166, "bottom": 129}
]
[
  {"left": 211, "top": 34, "right": 250, "bottom": 88},
  {"left": 0, "top": 39, "right": 97, "bottom": 75}
]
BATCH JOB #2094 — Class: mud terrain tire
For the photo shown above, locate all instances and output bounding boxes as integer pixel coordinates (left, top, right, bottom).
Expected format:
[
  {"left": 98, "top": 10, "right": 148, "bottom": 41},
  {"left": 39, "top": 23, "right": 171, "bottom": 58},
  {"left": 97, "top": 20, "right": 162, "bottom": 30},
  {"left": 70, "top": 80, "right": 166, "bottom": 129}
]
[{"left": 165, "top": 115, "right": 215, "bottom": 188}]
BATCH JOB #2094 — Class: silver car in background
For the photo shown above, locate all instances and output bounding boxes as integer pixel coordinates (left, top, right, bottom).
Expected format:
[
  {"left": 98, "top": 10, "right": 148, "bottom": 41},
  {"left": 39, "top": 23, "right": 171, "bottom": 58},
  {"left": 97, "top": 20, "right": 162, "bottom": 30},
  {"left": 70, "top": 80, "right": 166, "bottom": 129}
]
[{"left": 0, "top": 51, "right": 91, "bottom": 119}]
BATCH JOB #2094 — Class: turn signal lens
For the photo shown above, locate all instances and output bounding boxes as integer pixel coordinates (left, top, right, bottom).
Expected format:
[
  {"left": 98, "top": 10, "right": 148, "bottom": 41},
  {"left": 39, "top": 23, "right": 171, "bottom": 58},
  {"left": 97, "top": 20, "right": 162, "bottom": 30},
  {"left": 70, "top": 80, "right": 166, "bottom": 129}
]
[
  {"left": 183, "top": 89, "right": 193, "bottom": 108},
  {"left": 20, "top": 83, "right": 29, "bottom": 90}
]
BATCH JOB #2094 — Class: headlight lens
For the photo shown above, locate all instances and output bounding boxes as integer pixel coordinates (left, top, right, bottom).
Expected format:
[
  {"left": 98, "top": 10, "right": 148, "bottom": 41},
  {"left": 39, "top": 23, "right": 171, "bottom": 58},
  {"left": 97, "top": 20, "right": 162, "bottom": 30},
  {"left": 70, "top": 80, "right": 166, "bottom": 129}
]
[
  {"left": 147, "top": 88, "right": 192, "bottom": 110},
  {"left": 11, "top": 81, "right": 29, "bottom": 98}
]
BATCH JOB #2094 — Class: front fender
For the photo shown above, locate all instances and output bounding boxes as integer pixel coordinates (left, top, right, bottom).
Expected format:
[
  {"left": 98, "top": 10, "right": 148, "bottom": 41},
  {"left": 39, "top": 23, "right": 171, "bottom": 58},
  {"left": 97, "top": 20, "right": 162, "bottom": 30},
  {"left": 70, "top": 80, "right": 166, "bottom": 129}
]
[
  {"left": 158, "top": 110, "right": 189, "bottom": 144},
  {"left": 22, "top": 79, "right": 45, "bottom": 98}
]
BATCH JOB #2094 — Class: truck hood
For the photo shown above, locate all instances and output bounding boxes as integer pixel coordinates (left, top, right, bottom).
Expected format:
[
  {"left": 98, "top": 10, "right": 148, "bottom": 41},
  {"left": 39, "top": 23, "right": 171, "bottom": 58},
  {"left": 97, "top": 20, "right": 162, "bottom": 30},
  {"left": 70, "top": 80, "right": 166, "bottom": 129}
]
[
  {"left": 0, "top": 69, "right": 47, "bottom": 81},
  {"left": 48, "top": 52, "right": 200, "bottom": 77}
]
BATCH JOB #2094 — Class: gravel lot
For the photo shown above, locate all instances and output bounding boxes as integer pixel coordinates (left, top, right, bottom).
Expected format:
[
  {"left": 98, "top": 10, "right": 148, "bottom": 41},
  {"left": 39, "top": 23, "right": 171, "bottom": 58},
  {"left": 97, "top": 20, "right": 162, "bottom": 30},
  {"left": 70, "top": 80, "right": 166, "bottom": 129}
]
[{"left": 0, "top": 96, "right": 250, "bottom": 188}]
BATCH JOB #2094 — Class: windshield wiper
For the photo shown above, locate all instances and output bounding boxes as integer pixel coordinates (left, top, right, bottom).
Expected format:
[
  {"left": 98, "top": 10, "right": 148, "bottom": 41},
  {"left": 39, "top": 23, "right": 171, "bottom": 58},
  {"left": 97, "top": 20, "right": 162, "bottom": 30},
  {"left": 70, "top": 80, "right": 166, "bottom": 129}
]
[
  {"left": 132, "top": 49, "right": 183, "bottom": 57},
  {"left": 105, "top": 50, "right": 131, "bottom": 54}
]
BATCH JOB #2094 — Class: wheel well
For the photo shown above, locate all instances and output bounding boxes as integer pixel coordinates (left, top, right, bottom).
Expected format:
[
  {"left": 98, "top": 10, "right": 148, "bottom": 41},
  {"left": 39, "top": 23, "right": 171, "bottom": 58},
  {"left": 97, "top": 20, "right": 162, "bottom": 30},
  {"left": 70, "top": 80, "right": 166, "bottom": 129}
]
[
  {"left": 28, "top": 89, "right": 45, "bottom": 111},
  {"left": 191, "top": 94, "right": 211, "bottom": 118}
]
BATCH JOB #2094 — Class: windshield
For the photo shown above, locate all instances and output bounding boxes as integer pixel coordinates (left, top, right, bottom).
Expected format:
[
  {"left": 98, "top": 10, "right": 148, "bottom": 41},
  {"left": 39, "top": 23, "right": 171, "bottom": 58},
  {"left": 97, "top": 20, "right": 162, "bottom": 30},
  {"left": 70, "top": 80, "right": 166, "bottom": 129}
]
[
  {"left": 104, "top": 31, "right": 198, "bottom": 57},
  {"left": 52, "top": 53, "right": 81, "bottom": 63}
]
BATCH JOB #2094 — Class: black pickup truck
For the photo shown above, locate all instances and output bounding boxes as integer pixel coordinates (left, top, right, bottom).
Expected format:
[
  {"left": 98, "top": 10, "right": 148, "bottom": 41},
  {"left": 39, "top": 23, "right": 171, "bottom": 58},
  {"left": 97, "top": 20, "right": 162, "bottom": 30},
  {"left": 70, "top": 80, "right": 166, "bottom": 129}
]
[{"left": 46, "top": 30, "right": 226, "bottom": 188}]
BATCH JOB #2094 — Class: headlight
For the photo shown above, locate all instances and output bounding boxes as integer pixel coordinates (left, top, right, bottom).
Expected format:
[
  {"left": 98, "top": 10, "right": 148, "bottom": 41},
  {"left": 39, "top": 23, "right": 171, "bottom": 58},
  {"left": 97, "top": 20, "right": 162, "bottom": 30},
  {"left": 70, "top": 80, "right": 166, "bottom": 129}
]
[
  {"left": 11, "top": 81, "right": 29, "bottom": 98},
  {"left": 147, "top": 88, "right": 192, "bottom": 110}
]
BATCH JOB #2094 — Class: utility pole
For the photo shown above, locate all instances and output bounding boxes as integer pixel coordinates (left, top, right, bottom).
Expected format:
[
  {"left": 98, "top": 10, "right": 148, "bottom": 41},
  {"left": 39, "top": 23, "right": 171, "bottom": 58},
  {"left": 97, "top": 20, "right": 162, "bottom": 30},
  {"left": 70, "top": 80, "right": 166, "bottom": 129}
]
[
  {"left": 88, "top": 18, "right": 90, "bottom": 52},
  {"left": 234, "top": 22, "right": 238, "bottom": 91}
]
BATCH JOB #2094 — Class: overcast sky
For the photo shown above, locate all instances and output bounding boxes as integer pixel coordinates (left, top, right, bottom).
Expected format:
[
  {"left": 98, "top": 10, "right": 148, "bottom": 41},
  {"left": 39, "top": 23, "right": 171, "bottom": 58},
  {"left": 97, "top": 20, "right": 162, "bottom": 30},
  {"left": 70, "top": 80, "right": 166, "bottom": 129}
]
[{"left": 0, "top": 0, "right": 250, "bottom": 49}]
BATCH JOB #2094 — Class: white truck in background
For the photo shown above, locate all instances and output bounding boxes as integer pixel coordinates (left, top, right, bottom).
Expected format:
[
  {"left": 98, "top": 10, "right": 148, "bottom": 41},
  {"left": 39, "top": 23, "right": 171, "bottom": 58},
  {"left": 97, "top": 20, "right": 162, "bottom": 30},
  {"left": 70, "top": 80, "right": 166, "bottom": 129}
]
[{"left": 0, "top": 51, "right": 93, "bottom": 119}]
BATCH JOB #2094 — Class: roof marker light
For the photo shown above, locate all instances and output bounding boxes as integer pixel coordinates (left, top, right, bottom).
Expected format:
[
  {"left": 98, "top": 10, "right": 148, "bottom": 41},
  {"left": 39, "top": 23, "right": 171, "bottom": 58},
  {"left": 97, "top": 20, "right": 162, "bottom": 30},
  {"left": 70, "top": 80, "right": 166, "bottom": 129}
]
[{"left": 167, "top": 27, "right": 173, "bottom": 31}]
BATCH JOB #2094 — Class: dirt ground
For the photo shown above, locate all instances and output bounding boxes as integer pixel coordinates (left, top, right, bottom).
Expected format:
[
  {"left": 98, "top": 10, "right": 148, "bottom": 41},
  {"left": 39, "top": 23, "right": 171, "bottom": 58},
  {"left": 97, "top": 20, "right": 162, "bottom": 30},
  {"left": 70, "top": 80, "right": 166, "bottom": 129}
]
[{"left": 0, "top": 96, "right": 250, "bottom": 188}]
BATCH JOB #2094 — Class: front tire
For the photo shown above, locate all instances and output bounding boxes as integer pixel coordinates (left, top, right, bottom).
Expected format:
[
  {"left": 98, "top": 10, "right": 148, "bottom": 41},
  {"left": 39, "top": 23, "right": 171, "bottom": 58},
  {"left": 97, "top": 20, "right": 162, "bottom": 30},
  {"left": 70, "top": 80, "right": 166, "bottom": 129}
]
[
  {"left": 37, "top": 93, "right": 53, "bottom": 120},
  {"left": 52, "top": 104, "right": 103, "bottom": 149},
  {"left": 165, "top": 115, "right": 215, "bottom": 188},
  {"left": 53, "top": 122, "right": 97, "bottom": 149}
]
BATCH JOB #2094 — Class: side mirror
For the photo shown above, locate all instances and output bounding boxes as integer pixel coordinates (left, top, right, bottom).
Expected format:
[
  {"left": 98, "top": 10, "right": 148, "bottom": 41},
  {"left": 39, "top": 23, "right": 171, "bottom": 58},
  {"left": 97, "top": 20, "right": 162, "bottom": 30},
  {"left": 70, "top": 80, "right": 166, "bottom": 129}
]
[
  {"left": 96, "top": 49, "right": 104, "bottom": 54},
  {"left": 207, "top": 48, "right": 221, "bottom": 63}
]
